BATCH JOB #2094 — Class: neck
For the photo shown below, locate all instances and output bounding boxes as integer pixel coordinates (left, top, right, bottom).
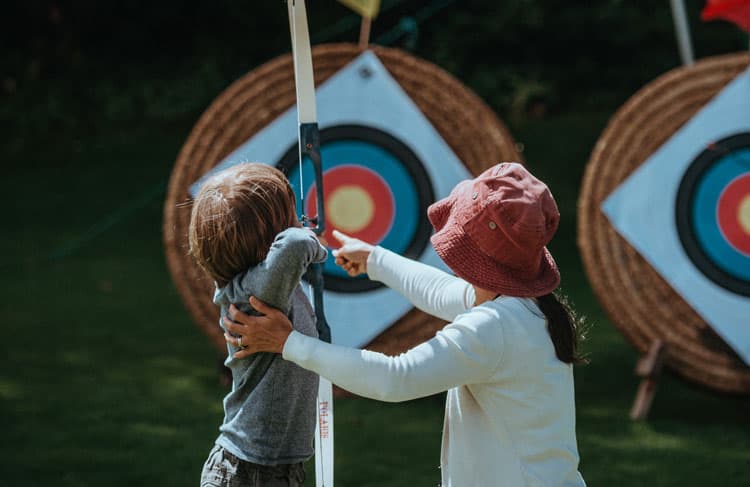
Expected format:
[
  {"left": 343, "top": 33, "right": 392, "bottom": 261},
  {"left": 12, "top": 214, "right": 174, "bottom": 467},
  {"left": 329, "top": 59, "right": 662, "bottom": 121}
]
[{"left": 473, "top": 286, "right": 499, "bottom": 306}]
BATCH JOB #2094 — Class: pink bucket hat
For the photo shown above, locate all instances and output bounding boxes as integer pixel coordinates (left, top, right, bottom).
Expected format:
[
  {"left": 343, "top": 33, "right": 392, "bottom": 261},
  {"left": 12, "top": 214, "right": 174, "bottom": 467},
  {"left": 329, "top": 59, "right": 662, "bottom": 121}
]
[{"left": 428, "top": 162, "right": 560, "bottom": 297}]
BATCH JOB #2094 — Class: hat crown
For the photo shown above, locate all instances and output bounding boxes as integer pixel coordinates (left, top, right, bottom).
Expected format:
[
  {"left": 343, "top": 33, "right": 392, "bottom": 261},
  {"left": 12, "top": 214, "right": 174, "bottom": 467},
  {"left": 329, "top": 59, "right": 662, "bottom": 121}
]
[
  {"left": 427, "top": 162, "right": 560, "bottom": 296},
  {"left": 465, "top": 163, "right": 558, "bottom": 274}
]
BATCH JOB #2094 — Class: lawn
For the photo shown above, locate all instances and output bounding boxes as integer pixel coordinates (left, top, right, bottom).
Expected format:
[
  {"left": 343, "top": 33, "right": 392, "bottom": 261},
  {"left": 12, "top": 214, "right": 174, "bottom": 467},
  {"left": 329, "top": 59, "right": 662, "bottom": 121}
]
[{"left": 2, "top": 105, "right": 749, "bottom": 486}]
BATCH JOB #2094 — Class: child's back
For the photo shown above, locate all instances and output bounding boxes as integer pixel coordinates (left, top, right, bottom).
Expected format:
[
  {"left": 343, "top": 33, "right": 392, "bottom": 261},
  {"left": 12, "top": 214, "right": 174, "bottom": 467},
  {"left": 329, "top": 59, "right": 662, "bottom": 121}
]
[
  {"left": 188, "top": 163, "right": 326, "bottom": 486},
  {"left": 214, "top": 228, "right": 326, "bottom": 464}
]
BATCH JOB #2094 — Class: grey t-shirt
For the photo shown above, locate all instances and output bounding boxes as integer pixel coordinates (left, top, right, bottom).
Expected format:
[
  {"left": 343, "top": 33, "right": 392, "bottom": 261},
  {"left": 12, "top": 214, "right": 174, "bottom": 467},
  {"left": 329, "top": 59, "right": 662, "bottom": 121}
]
[{"left": 212, "top": 227, "right": 328, "bottom": 465}]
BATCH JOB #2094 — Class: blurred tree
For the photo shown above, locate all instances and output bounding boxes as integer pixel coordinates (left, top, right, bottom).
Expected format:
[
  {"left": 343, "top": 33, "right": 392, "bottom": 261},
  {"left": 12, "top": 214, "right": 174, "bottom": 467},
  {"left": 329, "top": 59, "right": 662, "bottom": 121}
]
[{"left": 0, "top": 0, "right": 745, "bottom": 135}]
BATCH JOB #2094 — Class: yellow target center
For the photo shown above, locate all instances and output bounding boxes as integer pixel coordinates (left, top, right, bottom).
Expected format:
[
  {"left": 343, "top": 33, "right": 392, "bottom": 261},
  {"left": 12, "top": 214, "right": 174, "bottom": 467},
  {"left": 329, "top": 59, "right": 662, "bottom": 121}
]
[
  {"left": 328, "top": 185, "right": 374, "bottom": 233},
  {"left": 739, "top": 195, "right": 750, "bottom": 235}
]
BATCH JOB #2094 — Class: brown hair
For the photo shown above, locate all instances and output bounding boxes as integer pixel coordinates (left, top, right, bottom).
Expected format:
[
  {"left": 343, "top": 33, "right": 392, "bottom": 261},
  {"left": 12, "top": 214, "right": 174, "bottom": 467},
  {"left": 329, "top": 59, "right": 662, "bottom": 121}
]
[
  {"left": 537, "top": 292, "right": 588, "bottom": 365},
  {"left": 188, "top": 163, "right": 298, "bottom": 287}
]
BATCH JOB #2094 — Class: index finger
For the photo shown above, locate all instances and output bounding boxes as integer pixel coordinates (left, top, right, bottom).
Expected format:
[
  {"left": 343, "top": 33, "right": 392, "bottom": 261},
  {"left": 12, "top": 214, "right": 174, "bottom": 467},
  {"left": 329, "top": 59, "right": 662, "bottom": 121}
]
[
  {"left": 248, "top": 296, "right": 277, "bottom": 316},
  {"left": 223, "top": 317, "right": 246, "bottom": 335},
  {"left": 228, "top": 304, "right": 251, "bottom": 324},
  {"left": 332, "top": 229, "right": 353, "bottom": 245}
]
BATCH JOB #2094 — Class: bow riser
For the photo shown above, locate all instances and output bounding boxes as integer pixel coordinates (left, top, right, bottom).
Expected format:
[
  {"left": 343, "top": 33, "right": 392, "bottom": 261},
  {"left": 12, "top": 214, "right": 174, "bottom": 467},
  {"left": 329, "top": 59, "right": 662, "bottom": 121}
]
[{"left": 299, "top": 122, "right": 331, "bottom": 344}]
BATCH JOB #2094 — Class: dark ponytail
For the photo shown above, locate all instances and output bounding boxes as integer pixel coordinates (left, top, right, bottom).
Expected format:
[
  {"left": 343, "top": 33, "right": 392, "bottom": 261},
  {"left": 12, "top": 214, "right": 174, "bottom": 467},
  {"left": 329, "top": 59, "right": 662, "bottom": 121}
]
[{"left": 536, "top": 293, "right": 587, "bottom": 365}]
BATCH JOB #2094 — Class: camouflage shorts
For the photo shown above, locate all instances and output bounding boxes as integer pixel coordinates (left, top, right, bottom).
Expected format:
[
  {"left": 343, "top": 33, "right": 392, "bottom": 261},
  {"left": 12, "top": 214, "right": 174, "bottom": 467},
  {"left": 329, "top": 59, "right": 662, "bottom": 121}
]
[{"left": 200, "top": 445, "right": 306, "bottom": 487}]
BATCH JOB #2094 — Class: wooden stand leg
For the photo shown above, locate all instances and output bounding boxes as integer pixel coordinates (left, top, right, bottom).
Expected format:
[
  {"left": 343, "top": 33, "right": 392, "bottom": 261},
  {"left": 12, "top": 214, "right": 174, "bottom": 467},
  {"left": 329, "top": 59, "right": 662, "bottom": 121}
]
[
  {"left": 630, "top": 339, "right": 666, "bottom": 421},
  {"left": 358, "top": 17, "right": 372, "bottom": 49}
]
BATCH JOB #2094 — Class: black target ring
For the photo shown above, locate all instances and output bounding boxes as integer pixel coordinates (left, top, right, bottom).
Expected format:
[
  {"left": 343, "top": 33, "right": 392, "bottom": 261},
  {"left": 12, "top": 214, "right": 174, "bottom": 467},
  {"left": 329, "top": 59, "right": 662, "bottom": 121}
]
[
  {"left": 277, "top": 124, "right": 436, "bottom": 293},
  {"left": 676, "top": 132, "right": 750, "bottom": 297}
]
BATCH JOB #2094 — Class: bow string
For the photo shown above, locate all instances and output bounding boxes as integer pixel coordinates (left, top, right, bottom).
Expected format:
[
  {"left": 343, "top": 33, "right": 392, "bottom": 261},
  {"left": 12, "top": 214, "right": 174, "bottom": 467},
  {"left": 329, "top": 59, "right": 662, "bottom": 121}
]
[{"left": 288, "top": 0, "right": 331, "bottom": 344}]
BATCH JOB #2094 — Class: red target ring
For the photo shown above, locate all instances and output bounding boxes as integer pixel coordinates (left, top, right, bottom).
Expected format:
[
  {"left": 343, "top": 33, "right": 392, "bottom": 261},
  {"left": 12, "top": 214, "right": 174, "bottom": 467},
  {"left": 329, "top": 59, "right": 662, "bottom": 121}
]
[
  {"left": 306, "top": 165, "right": 395, "bottom": 248},
  {"left": 717, "top": 173, "right": 750, "bottom": 256}
]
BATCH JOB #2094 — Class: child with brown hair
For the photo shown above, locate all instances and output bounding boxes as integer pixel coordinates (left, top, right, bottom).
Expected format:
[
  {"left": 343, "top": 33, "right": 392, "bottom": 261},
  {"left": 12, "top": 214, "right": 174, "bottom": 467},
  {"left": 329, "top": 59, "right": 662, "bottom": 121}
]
[{"left": 188, "top": 162, "right": 327, "bottom": 487}]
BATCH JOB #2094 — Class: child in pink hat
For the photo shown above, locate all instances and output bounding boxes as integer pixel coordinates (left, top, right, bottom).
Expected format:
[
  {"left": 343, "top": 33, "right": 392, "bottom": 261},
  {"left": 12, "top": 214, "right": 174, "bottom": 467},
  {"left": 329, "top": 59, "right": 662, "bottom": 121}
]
[{"left": 225, "top": 162, "right": 586, "bottom": 486}]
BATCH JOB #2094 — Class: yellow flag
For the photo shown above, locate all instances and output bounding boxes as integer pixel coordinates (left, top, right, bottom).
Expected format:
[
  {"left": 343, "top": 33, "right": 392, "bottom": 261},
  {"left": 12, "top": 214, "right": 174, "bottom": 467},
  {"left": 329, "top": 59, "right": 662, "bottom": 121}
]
[{"left": 338, "top": 0, "right": 381, "bottom": 19}]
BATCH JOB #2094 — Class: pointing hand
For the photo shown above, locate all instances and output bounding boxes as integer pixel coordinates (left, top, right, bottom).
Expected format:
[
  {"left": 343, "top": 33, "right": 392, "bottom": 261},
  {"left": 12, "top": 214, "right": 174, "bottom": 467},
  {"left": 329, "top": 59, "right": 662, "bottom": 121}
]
[{"left": 331, "top": 230, "right": 374, "bottom": 277}]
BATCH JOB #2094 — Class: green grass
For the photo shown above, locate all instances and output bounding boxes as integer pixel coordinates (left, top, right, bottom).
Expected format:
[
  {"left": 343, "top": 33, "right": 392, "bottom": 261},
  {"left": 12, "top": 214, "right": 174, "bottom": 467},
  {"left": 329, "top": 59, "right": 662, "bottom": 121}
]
[{"left": 2, "top": 109, "right": 749, "bottom": 486}]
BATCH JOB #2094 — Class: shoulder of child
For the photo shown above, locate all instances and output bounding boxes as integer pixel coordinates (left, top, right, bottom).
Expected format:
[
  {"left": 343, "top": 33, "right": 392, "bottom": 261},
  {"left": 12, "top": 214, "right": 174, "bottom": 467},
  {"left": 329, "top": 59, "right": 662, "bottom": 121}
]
[
  {"left": 271, "top": 227, "right": 327, "bottom": 264},
  {"left": 226, "top": 229, "right": 326, "bottom": 313}
]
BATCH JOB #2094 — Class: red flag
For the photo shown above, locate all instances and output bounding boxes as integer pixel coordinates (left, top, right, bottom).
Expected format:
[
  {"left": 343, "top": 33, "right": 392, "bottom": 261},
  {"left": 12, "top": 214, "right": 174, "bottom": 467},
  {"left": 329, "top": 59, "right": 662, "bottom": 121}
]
[{"left": 702, "top": 0, "right": 750, "bottom": 32}]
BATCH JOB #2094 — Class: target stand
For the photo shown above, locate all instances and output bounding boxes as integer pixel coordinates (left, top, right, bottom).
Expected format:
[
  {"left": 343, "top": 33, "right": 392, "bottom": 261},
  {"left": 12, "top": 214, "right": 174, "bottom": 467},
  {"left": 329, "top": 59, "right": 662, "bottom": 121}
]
[
  {"left": 163, "top": 44, "right": 521, "bottom": 384},
  {"left": 579, "top": 52, "right": 750, "bottom": 417}
]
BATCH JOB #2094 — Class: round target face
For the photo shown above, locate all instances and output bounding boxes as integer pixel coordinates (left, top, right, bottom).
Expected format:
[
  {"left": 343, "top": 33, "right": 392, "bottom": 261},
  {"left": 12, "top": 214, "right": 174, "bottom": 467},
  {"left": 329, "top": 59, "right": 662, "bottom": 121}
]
[
  {"left": 305, "top": 165, "right": 395, "bottom": 246},
  {"left": 277, "top": 124, "right": 435, "bottom": 292},
  {"left": 676, "top": 132, "right": 750, "bottom": 296}
]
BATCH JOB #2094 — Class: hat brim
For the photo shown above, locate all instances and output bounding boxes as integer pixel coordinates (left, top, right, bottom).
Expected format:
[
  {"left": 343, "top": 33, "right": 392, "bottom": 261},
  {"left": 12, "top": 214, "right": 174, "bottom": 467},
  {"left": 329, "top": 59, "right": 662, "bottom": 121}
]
[{"left": 430, "top": 222, "right": 560, "bottom": 298}]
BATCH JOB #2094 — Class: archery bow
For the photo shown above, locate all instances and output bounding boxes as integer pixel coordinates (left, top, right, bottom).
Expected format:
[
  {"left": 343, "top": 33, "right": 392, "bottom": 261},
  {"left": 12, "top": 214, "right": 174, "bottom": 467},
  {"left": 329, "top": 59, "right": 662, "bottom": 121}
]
[{"left": 287, "top": 2, "right": 334, "bottom": 486}]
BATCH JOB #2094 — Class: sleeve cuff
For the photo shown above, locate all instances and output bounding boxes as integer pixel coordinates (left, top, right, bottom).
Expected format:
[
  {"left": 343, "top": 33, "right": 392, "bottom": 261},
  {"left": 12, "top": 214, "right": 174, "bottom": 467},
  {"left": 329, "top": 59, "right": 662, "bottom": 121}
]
[
  {"left": 282, "top": 330, "right": 310, "bottom": 362},
  {"left": 366, "top": 246, "right": 388, "bottom": 282}
]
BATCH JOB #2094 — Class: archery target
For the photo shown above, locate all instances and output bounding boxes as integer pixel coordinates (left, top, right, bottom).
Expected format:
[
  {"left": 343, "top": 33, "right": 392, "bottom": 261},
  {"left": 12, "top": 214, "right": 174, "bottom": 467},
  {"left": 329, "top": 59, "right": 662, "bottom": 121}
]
[
  {"left": 601, "top": 63, "right": 750, "bottom": 366},
  {"left": 164, "top": 43, "right": 521, "bottom": 358},
  {"left": 189, "top": 50, "right": 475, "bottom": 348},
  {"left": 579, "top": 53, "right": 750, "bottom": 393},
  {"left": 677, "top": 133, "right": 750, "bottom": 296},
  {"left": 277, "top": 125, "right": 435, "bottom": 293}
]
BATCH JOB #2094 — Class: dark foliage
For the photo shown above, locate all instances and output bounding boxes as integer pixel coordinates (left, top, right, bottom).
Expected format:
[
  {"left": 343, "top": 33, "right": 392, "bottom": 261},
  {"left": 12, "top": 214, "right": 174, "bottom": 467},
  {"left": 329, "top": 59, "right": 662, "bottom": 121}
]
[{"left": 0, "top": 0, "right": 745, "bottom": 138}]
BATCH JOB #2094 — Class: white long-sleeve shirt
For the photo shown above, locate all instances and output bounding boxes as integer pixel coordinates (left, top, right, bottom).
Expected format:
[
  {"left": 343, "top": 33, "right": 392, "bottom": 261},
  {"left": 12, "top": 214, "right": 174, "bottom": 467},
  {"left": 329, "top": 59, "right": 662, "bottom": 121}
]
[{"left": 283, "top": 247, "right": 585, "bottom": 486}]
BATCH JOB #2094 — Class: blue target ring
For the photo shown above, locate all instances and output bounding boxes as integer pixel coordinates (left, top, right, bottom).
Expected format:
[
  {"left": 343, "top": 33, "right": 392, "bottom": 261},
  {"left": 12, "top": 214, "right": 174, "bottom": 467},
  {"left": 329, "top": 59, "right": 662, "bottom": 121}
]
[
  {"left": 676, "top": 133, "right": 750, "bottom": 296},
  {"left": 692, "top": 149, "right": 750, "bottom": 281},
  {"left": 277, "top": 124, "right": 435, "bottom": 292}
]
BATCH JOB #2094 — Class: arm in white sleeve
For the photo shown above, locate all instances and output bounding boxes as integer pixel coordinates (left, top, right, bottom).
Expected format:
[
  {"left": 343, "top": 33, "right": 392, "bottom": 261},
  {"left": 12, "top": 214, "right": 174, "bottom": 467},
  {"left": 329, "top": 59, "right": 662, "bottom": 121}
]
[
  {"left": 282, "top": 306, "right": 503, "bottom": 402},
  {"left": 366, "top": 246, "right": 475, "bottom": 321}
]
